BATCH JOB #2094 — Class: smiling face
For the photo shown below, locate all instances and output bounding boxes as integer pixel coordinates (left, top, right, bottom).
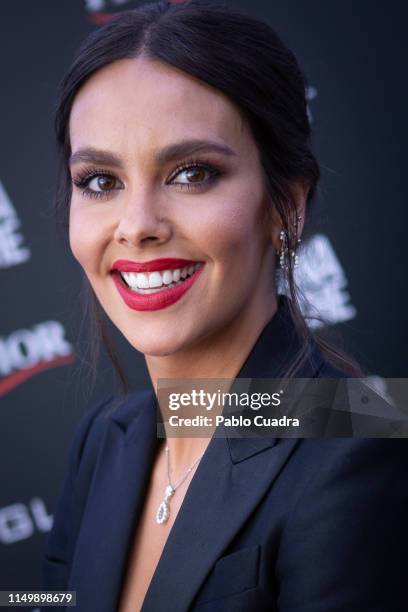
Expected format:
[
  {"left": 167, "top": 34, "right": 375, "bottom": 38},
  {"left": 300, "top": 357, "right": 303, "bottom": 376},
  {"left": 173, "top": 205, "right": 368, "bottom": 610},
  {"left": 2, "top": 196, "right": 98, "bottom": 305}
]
[{"left": 68, "top": 56, "right": 278, "bottom": 357}]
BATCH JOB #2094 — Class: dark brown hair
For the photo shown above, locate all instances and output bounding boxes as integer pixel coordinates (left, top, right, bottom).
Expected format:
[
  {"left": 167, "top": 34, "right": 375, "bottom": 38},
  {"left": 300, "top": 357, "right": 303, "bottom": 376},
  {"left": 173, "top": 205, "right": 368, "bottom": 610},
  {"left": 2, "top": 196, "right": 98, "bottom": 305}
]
[{"left": 54, "top": 0, "right": 362, "bottom": 399}]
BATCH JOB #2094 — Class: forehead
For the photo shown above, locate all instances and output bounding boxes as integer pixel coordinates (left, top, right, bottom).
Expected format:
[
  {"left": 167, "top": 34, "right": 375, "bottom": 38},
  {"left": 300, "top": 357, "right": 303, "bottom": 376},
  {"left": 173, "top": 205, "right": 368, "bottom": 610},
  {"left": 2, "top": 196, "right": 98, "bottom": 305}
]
[{"left": 69, "top": 57, "right": 250, "bottom": 157}]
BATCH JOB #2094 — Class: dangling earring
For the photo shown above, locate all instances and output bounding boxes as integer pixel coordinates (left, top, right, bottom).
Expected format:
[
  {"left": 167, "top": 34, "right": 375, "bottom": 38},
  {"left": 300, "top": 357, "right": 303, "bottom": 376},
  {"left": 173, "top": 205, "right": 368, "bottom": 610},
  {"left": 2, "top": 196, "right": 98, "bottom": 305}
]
[{"left": 279, "top": 215, "right": 302, "bottom": 270}]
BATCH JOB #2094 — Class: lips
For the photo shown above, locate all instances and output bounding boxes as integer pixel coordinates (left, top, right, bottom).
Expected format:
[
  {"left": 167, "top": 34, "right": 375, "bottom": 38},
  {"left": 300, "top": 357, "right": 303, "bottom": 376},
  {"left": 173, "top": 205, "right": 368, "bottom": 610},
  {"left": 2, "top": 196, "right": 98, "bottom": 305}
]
[
  {"left": 111, "top": 258, "right": 198, "bottom": 273},
  {"left": 110, "top": 258, "right": 205, "bottom": 312}
]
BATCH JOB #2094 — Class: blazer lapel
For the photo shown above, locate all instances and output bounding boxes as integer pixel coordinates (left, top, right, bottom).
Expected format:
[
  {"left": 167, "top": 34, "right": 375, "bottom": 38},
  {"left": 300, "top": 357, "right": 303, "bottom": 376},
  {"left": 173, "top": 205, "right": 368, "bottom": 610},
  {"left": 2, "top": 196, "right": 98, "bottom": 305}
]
[
  {"left": 141, "top": 433, "right": 299, "bottom": 612},
  {"left": 67, "top": 390, "right": 160, "bottom": 612}
]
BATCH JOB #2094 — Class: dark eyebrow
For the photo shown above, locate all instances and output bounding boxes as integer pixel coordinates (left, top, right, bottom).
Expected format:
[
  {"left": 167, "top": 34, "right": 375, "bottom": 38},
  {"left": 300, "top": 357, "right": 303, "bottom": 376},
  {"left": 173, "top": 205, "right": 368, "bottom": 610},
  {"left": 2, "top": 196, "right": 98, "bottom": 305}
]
[
  {"left": 68, "top": 139, "right": 237, "bottom": 168},
  {"left": 155, "top": 139, "right": 237, "bottom": 163},
  {"left": 69, "top": 148, "right": 123, "bottom": 168}
]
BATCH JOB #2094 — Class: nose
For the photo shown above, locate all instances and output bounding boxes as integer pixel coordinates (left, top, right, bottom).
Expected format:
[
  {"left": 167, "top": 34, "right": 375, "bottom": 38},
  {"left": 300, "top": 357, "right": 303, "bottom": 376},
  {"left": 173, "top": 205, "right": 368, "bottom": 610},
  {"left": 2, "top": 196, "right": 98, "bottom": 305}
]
[{"left": 113, "top": 193, "right": 172, "bottom": 248}]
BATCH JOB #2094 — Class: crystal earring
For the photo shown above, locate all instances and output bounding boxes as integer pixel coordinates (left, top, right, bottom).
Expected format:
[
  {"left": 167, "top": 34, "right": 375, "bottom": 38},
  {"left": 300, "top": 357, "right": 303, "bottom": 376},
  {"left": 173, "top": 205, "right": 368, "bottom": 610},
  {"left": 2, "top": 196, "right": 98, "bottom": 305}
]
[{"left": 278, "top": 215, "right": 302, "bottom": 270}]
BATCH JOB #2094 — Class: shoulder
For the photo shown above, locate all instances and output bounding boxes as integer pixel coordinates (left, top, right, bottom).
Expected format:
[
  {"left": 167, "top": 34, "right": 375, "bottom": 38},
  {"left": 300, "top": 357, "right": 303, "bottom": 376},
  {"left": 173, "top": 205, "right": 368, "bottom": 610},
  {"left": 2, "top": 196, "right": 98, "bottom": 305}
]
[
  {"left": 276, "top": 436, "right": 408, "bottom": 608},
  {"left": 308, "top": 334, "right": 353, "bottom": 379},
  {"left": 281, "top": 433, "right": 408, "bottom": 515},
  {"left": 42, "top": 390, "right": 149, "bottom": 565},
  {"left": 291, "top": 436, "right": 408, "bottom": 486},
  {"left": 69, "top": 389, "right": 151, "bottom": 474},
  {"left": 315, "top": 359, "right": 349, "bottom": 378},
  {"left": 68, "top": 395, "right": 115, "bottom": 465},
  {"left": 286, "top": 437, "right": 408, "bottom": 539}
]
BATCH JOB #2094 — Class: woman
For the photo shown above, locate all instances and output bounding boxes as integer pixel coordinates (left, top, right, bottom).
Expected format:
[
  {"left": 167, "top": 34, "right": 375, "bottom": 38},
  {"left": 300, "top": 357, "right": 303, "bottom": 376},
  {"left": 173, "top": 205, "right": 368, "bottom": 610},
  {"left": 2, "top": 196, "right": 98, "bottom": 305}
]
[{"left": 42, "top": 1, "right": 408, "bottom": 610}]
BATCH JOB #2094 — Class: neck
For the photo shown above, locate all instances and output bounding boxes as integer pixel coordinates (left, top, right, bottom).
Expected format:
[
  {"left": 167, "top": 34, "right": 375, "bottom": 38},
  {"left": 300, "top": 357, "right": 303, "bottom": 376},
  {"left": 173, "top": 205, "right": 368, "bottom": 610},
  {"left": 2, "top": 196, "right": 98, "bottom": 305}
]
[{"left": 146, "top": 291, "right": 278, "bottom": 471}]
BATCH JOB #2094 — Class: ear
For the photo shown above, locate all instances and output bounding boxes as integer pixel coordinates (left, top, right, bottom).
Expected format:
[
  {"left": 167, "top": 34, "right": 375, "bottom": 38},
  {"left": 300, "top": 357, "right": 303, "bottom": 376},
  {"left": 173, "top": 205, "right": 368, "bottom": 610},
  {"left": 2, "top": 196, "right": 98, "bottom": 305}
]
[{"left": 269, "top": 179, "right": 310, "bottom": 251}]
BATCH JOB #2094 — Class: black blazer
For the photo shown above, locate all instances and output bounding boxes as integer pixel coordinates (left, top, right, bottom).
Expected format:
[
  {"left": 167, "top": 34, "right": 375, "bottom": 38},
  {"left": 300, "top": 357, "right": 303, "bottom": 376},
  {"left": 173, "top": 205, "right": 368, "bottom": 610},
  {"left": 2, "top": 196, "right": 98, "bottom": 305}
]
[{"left": 42, "top": 297, "right": 408, "bottom": 611}]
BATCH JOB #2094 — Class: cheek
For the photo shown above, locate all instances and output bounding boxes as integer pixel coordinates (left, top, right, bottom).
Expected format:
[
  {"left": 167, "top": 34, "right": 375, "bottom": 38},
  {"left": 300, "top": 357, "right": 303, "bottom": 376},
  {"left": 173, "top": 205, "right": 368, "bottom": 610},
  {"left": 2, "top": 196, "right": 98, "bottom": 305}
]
[
  {"left": 195, "top": 190, "right": 267, "bottom": 271},
  {"left": 68, "top": 201, "right": 103, "bottom": 274}
]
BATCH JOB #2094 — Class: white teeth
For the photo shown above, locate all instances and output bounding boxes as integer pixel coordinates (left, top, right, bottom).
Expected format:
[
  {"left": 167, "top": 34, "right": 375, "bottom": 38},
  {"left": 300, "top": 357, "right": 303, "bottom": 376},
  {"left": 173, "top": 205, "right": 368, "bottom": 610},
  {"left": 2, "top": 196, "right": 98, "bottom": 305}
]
[
  {"left": 173, "top": 268, "right": 181, "bottom": 282},
  {"left": 122, "top": 272, "right": 138, "bottom": 288},
  {"left": 132, "top": 279, "right": 186, "bottom": 294},
  {"left": 119, "top": 263, "right": 203, "bottom": 292},
  {"left": 148, "top": 272, "right": 163, "bottom": 288},
  {"left": 162, "top": 270, "right": 173, "bottom": 285},
  {"left": 137, "top": 273, "right": 149, "bottom": 288},
  {"left": 121, "top": 272, "right": 131, "bottom": 286}
]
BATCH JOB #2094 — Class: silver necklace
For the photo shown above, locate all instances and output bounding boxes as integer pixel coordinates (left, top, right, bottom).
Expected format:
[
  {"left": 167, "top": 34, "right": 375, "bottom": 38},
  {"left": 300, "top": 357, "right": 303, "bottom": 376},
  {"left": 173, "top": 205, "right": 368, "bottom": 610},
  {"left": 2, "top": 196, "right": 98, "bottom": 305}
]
[{"left": 156, "top": 444, "right": 204, "bottom": 525}]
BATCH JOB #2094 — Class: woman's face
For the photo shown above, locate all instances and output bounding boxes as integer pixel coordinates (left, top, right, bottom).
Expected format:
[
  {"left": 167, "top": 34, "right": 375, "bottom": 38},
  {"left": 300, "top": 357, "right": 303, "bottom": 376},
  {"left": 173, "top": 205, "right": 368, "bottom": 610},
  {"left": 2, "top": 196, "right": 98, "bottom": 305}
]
[{"left": 69, "top": 57, "right": 277, "bottom": 356}]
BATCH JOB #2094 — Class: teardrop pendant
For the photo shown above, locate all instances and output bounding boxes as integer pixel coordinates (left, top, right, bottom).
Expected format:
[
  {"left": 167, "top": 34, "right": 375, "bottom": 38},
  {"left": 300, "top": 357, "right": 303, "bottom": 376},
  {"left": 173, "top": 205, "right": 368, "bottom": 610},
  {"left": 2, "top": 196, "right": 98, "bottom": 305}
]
[
  {"left": 155, "top": 442, "right": 204, "bottom": 526},
  {"left": 156, "top": 484, "right": 175, "bottom": 524},
  {"left": 156, "top": 500, "right": 170, "bottom": 524}
]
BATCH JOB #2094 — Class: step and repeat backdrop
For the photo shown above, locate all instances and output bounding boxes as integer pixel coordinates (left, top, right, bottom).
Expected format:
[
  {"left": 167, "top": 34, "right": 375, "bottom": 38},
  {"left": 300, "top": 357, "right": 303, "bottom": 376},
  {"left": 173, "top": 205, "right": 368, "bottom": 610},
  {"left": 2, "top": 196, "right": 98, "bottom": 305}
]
[{"left": 0, "top": 0, "right": 406, "bottom": 603}]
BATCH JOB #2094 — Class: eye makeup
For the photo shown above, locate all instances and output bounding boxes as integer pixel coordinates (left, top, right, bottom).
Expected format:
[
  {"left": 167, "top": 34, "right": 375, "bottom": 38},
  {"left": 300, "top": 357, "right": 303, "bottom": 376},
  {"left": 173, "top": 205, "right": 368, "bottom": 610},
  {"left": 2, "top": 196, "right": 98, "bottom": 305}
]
[
  {"left": 71, "top": 167, "right": 122, "bottom": 200},
  {"left": 70, "top": 157, "right": 224, "bottom": 199}
]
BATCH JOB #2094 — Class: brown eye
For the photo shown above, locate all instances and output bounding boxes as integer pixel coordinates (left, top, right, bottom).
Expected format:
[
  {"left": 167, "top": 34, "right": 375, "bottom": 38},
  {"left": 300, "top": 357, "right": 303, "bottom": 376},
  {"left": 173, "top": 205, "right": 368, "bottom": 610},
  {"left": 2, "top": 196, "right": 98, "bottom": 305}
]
[
  {"left": 72, "top": 169, "right": 124, "bottom": 200},
  {"left": 184, "top": 167, "right": 206, "bottom": 183},
  {"left": 167, "top": 160, "right": 222, "bottom": 192},
  {"left": 89, "top": 175, "right": 117, "bottom": 191},
  {"left": 171, "top": 164, "right": 217, "bottom": 186}
]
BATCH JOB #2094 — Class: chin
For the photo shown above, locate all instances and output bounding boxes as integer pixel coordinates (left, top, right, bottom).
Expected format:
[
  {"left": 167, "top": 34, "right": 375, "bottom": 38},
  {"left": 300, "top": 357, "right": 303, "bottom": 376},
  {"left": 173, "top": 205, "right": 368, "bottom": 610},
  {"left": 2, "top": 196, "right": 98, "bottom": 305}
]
[{"left": 125, "top": 332, "right": 188, "bottom": 358}]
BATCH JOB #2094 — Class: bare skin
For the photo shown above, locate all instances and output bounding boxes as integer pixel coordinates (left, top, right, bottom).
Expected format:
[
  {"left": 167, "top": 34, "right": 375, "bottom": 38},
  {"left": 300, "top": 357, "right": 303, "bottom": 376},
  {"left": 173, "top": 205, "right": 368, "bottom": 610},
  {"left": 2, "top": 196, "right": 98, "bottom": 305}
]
[
  {"left": 117, "top": 437, "right": 208, "bottom": 612},
  {"left": 68, "top": 56, "right": 307, "bottom": 610}
]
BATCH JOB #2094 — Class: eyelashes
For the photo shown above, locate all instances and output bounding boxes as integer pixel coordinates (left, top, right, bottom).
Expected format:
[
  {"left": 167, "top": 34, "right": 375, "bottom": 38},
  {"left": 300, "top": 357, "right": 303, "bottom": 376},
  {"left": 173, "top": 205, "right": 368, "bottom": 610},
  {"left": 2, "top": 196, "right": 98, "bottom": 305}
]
[
  {"left": 71, "top": 168, "right": 123, "bottom": 201},
  {"left": 168, "top": 158, "right": 222, "bottom": 190},
  {"left": 71, "top": 158, "right": 223, "bottom": 201}
]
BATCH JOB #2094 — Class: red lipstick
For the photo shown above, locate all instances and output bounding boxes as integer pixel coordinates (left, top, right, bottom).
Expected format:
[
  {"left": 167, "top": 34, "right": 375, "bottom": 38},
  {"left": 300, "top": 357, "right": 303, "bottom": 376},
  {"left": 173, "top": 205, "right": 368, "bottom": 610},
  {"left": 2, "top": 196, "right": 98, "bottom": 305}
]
[
  {"left": 111, "top": 258, "right": 198, "bottom": 273},
  {"left": 110, "top": 258, "right": 205, "bottom": 312}
]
